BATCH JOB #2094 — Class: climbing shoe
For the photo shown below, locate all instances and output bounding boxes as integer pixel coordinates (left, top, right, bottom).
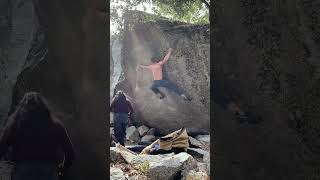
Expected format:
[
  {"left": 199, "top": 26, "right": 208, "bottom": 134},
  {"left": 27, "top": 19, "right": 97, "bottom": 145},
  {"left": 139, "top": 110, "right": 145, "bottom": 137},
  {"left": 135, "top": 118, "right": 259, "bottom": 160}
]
[{"left": 155, "top": 93, "right": 165, "bottom": 99}]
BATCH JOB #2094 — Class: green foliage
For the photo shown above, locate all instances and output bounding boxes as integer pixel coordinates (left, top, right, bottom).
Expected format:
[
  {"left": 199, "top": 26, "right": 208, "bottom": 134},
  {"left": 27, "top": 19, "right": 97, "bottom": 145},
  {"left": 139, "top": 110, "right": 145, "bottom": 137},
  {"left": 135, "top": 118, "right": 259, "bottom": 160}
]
[
  {"left": 110, "top": 0, "right": 209, "bottom": 36},
  {"left": 153, "top": 0, "right": 209, "bottom": 24},
  {"left": 134, "top": 160, "right": 150, "bottom": 174}
]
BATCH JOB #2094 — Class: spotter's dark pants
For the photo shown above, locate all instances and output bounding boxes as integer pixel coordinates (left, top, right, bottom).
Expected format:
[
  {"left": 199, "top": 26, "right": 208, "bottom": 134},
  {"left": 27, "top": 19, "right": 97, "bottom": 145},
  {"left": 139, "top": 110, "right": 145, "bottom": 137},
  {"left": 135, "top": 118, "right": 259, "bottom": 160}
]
[
  {"left": 113, "top": 113, "right": 128, "bottom": 146},
  {"left": 12, "top": 162, "right": 58, "bottom": 180}
]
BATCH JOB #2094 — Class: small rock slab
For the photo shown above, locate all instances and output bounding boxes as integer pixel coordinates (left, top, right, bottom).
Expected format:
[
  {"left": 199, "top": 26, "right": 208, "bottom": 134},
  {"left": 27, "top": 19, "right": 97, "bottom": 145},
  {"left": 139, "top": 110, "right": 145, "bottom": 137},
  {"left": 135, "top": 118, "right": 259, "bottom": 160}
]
[
  {"left": 187, "top": 148, "right": 209, "bottom": 159},
  {"left": 184, "top": 170, "right": 209, "bottom": 180},
  {"left": 197, "top": 162, "right": 210, "bottom": 176},
  {"left": 189, "top": 136, "right": 204, "bottom": 148},
  {"left": 195, "top": 135, "right": 210, "bottom": 144},
  {"left": 146, "top": 128, "right": 156, "bottom": 136},
  {"left": 137, "top": 125, "right": 149, "bottom": 136},
  {"left": 148, "top": 152, "right": 198, "bottom": 180},
  {"left": 141, "top": 135, "right": 156, "bottom": 143},
  {"left": 110, "top": 147, "right": 124, "bottom": 163},
  {"left": 126, "top": 126, "right": 140, "bottom": 142},
  {"left": 110, "top": 167, "right": 125, "bottom": 180}
]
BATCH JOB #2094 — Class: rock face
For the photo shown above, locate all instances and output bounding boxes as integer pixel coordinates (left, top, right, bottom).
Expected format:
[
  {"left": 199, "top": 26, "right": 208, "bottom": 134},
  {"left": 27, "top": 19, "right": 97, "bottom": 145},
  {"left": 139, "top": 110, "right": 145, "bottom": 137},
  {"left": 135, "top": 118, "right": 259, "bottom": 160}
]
[
  {"left": 117, "top": 12, "right": 210, "bottom": 134},
  {"left": 0, "top": 0, "right": 40, "bottom": 126},
  {"left": 1, "top": 0, "right": 108, "bottom": 180},
  {"left": 214, "top": 0, "right": 320, "bottom": 179}
]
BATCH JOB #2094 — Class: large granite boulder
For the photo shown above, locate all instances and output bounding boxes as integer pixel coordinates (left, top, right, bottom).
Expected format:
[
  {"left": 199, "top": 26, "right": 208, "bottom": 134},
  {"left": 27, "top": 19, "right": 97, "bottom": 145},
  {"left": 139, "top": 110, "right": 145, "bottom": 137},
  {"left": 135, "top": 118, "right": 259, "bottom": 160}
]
[
  {"left": 116, "top": 12, "right": 210, "bottom": 134},
  {"left": 214, "top": 0, "right": 320, "bottom": 179}
]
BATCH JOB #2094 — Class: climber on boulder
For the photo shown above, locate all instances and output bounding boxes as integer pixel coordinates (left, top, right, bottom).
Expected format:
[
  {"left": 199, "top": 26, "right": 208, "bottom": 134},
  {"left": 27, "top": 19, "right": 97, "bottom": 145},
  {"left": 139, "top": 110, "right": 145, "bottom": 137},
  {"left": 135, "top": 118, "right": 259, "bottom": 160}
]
[
  {"left": 110, "top": 91, "right": 134, "bottom": 146},
  {"left": 137, "top": 48, "right": 191, "bottom": 101},
  {"left": 212, "top": 80, "right": 262, "bottom": 124}
]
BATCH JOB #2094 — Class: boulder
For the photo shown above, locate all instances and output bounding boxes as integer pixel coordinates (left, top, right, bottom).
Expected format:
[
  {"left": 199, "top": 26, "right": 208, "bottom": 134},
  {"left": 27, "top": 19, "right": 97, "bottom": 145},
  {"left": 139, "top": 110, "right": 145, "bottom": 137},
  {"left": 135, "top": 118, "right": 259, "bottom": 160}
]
[
  {"left": 189, "top": 136, "right": 205, "bottom": 148},
  {"left": 115, "top": 144, "right": 174, "bottom": 165},
  {"left": 183, "top": 170, "right": 209, "bottom": 180},
  {"left": 110, "top": 167, "right": 125, "bottom": 180},
  {"left": 146, "top": 128, "right": 156, "bottom": 136},
  {"left": 187, "top": 148, "right": 209, "bottom": 159},
  {"left": 116, "top": 11, "right": 210, "bottom": 134},
  {"left": 195, "top": 135, "right": 210, "bottom": 144},
  {"left": 197, "top": 162, "right": 210, "bottom": 176},
  {"left": 141, "top": 135, "right": 156, "bottom": 143},
  {"left": 126, "top": 126, "right": 140, "bottom": 142},
  {"left": 115, "top": 145, "right": 198, "bottom": 180},
  {"left": 110, "top": 147, "right": 120, "bottom": 163},
  {"left": 137, "top": 125, "right": 149, "bottom": 136},
  {"left": 148, "top": 152, "right": 198, "bottom": 180}
]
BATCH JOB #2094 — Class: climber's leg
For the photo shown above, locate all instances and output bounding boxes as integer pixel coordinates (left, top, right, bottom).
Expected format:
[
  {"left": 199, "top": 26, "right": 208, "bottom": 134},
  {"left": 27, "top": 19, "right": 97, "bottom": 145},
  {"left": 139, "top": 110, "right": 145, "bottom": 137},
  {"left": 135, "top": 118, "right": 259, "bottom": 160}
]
[
  {"left": 150, "top": 80, "right": 165, "bottom": 99},
  {"left": 158, "top": 80, "right": 191, "bottom": 100}
]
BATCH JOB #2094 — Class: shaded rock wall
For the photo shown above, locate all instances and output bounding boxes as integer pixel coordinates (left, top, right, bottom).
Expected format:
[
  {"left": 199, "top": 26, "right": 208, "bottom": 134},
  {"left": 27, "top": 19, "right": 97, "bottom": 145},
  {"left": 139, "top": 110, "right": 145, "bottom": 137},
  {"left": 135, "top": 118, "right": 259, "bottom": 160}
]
[
  {"left": 1, "top": 0, "right": 108, "bottom": 179},
  {"left": 213, "top": 0, "right": 320, "bottom": 179},
  {"left": 116, "top": 13, "right": 210, "bottom": 134},
  {"left": 0, "top": 0, "right": 39, "bottom": 126}
]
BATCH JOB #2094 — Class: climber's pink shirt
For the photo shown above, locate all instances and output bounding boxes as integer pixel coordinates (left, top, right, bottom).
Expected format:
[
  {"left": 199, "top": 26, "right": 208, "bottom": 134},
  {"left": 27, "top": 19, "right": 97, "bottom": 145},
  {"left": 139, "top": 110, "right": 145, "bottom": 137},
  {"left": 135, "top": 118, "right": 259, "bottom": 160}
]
[{"left": 140, "top": 48, "right": 172, "bottom": 80}]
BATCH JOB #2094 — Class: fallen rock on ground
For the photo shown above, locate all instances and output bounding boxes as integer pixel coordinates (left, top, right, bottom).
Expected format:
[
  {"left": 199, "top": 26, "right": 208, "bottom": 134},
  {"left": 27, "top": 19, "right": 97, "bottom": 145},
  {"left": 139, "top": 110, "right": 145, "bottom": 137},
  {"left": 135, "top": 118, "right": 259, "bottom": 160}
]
[
  {"left": 126, "top": 126, "right": 140, "bottom": 142},
  {"left": 111, "top": 163, "right": 150, "bottom": 180},
  {"left": 110, "top": 147, "right": 119, "bottom": 163},
  {"left": 141, "top": 135, "right": 156, "bottom": 143},
  {"left": 195, "top": 135, "right": 210, "bottom": 144},
  {"left": 148, "top": 152, "right": 198, "bottom": 180},
  {"left": 137, "top": 125, "right": 150, "bottom": 136},
  {"left": 187, "top": 148, "right": 209, "bottom": 159},
  {"left": 115, "top": 144, "right": 173, "bottom": 165},
  {"left": 114, "top": 145, "right": 199, "bottom": 180},
  {"left": 189, "top": 136, "right": 205, "bottom": 148},
  {"left": 145, "top": 128, "right": 156, "bottom": 136},
  {"left": 183, "top": 170, "right": 209, "bottom": 180},
  {"left": 197, "top": 162, "right": 210, "bottom": 175},
  {"left": 110, "top": 167, "right": 125, "bottom": 180}
]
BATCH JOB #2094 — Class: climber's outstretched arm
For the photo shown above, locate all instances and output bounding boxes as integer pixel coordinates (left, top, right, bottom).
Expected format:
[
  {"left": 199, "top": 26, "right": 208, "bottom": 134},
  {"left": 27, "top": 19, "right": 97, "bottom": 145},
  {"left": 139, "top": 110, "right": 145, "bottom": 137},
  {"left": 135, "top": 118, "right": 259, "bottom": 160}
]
[
  {"left": 158, "top": 48, "right": 173, "bottom": 65},
  {"left": 138, "top": 64, "right": 150, "bottom": 69}
]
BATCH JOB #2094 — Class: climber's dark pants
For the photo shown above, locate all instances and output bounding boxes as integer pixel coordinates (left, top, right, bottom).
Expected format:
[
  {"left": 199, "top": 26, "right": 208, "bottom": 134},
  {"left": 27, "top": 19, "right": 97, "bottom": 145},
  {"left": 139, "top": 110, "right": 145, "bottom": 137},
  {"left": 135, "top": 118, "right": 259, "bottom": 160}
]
[
  {"left": 150, "top": 80, "right": 183, "bottom": 96},
  {"left": 12, "top": 162, "right": 58, "bottom": 180},
  {"left": 212, "top": 80, "right": 234, "bottom": 109},
  {"left": 113, "top": 113, "right": 128, "bottom": 146}
]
